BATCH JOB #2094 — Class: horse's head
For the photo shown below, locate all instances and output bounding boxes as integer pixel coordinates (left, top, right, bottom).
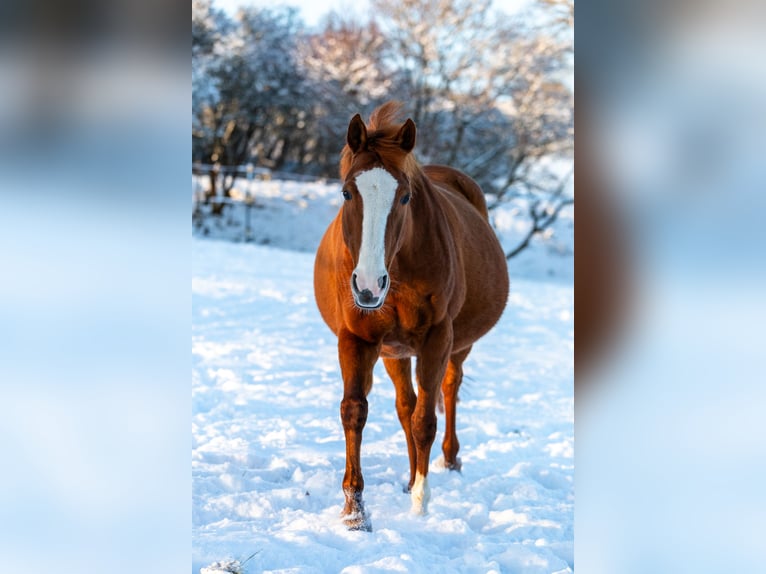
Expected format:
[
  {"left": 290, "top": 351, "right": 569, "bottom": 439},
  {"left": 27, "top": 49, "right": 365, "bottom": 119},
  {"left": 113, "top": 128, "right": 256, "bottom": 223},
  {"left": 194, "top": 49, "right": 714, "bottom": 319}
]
[{"left": 340, "top": 112, "right": 417, "bottom": 310}]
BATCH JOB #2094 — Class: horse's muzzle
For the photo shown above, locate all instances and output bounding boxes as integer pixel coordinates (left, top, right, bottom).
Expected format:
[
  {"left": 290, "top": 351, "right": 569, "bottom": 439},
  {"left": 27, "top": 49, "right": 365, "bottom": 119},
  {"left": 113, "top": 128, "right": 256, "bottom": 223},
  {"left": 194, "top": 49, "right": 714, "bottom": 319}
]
[{"left": 351, "top": 272, "right": 388, "bottom": 309}]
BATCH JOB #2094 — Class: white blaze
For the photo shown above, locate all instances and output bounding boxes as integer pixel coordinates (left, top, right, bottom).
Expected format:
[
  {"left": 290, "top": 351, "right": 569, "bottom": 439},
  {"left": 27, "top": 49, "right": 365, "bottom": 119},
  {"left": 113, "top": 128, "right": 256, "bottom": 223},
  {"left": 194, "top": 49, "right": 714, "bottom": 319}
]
[
  {"left": 354, "top": 167, "right": 397, "bottom": 296},
  {"left": 410, "top": 471, "right": 430, "bottom": 515}
]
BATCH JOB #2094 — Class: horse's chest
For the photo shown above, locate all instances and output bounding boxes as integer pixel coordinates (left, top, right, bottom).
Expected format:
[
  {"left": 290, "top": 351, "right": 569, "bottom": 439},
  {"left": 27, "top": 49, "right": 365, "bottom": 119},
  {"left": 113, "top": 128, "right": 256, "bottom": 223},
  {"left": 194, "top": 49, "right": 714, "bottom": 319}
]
[
  {"left": 381, "top": 324, "right": 425, "bottom": 358},
  {"left": 379, "top": 304, "right": 431, "bottom": 358},
  {"left": 344, "top": 291, "right": 436, "bottom": 356}
]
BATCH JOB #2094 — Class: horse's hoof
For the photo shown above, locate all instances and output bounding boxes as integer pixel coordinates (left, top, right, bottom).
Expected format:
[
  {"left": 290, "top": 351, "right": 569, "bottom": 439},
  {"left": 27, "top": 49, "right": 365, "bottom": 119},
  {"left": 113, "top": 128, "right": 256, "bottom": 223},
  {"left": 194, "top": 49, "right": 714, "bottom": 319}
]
[
  {"left": 445, "top": 457, "right": 462, "bottom": 472},
  {"left": 342, "top": 512, "right": 372, "bottom": 532},
  {"left": 402, "top": 483, "right": 412, "bottom": 494},
  {"left": 341, "top": 495, "right": 371, "bottom": 531}
]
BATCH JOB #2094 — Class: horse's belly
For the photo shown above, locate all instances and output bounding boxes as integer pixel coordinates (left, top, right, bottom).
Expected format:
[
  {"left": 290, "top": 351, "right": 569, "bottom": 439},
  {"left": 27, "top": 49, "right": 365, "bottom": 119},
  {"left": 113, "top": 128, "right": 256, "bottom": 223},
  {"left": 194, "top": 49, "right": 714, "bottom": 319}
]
[{"left": 380, "top": 341, "right": 417, "bottom": 359}]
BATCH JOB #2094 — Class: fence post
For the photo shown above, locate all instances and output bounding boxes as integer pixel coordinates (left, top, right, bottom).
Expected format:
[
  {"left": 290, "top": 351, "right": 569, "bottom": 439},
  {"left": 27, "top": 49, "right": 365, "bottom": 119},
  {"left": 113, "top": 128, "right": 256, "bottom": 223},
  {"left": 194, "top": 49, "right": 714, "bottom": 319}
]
[{"left": 244, "top": 163, "right": 254, "bottom": 242}]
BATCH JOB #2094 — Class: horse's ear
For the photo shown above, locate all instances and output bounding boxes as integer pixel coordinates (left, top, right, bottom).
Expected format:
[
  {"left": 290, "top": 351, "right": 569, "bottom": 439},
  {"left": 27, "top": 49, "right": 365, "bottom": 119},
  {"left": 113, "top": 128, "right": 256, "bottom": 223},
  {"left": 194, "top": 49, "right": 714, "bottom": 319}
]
[
  {"left": 347, "top": 114, "right": 368, "bottom": 154},
  {"left": 397, "top": 118, "right": 417, "bottom": 152}
]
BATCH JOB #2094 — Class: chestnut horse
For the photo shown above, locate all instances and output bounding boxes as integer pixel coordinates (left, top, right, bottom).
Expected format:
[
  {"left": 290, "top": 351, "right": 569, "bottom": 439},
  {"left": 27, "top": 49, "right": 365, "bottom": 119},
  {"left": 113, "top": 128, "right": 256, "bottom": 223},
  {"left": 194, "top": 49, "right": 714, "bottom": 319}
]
[{"left": 314, "top": 102, "right": 509, "bottom": 531}]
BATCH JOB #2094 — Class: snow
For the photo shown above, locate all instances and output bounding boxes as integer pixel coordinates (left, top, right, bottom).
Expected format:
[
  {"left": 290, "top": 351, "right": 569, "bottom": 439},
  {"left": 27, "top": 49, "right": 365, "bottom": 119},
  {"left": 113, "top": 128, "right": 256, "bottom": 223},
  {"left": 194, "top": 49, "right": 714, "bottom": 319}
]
[{"left": 192, "top": 228, "right": 573, "bottom": 572}]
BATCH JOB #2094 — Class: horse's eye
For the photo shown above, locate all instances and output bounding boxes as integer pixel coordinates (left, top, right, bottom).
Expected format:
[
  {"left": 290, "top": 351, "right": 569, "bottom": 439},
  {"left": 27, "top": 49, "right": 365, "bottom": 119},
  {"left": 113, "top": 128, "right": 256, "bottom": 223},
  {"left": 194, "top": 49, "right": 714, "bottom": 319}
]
[
  {"left": 400, "top": 193, "right": 411, "bottom": 205},
  {"left": 342, "top": 190, "right": 352, "bottom": 201}
]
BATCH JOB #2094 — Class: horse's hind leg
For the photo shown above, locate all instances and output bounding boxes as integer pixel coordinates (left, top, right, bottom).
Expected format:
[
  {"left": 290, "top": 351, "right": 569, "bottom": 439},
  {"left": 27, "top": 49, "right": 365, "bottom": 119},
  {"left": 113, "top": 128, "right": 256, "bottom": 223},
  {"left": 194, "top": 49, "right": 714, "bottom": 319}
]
[
  {"left": 383, "top": 357, "right": 417, "bottom": 491},
  {"left": 411, "top": 320, "right": 453, "bottom": 515},
  {"left": 442, "top": 346, "right": 471, "bottom": 471}
]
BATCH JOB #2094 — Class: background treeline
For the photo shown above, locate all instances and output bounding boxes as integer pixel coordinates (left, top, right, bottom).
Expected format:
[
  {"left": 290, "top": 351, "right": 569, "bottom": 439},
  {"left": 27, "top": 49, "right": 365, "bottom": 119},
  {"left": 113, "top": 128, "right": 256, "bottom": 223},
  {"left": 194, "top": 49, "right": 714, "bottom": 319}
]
[{"left": 192, "top": 0, "right": 573, "bottom": 256}]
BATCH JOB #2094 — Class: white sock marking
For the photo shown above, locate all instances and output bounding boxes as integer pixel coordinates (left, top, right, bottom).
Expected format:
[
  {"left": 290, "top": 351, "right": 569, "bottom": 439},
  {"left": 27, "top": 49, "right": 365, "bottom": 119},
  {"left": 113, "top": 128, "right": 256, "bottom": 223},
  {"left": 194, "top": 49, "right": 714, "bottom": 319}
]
[{"left": 410, "top": 471, "right": 430, "bottom": 515}]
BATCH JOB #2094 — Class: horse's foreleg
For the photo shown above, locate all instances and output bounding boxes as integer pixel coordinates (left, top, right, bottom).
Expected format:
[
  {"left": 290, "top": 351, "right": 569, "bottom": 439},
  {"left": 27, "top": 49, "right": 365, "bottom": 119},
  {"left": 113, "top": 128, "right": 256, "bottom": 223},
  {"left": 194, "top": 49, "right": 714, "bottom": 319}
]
[
  {"left": 383, "top": 357, "right": 417, "bottom": 491},
  {"left": 411, "top": 320, "right": 453, "bottom": 515},
  {"left": 337, "top": 329, "right": 379, "bottom": 531},
  {"left": 441, "top": 346, "right": 471, "bottom": 471}
]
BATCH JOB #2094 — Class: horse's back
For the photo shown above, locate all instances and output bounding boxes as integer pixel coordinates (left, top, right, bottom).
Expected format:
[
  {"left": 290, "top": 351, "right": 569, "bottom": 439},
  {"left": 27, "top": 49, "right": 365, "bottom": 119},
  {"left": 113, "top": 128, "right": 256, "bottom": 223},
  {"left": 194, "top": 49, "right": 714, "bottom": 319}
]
[{"left": 423, "top": 165, "right": 489, "bottom": 221}]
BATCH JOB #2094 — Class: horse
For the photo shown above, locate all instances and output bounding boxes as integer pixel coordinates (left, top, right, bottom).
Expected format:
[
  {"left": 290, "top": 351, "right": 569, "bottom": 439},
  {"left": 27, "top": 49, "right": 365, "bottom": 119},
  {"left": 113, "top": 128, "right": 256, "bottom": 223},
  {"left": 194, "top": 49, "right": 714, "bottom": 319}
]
[{"left": 313, "top": 101, "right": 509, "bottom": 531}]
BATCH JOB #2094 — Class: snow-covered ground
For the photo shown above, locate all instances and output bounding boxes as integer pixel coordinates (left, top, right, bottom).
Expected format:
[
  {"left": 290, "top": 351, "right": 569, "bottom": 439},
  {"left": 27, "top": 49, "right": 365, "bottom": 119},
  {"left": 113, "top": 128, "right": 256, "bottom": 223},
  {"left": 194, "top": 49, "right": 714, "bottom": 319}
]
[{"left": 192, "top": 236, "right": 573, "bottom": 573}]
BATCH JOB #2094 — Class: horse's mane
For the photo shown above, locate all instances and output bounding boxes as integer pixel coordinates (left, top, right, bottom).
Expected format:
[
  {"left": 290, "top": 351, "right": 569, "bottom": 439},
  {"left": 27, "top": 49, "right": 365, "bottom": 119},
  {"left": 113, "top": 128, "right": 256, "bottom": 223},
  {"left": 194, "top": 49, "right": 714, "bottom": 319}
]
[{"left": 340, "top": 101, "right": 421, "bottom": 180}]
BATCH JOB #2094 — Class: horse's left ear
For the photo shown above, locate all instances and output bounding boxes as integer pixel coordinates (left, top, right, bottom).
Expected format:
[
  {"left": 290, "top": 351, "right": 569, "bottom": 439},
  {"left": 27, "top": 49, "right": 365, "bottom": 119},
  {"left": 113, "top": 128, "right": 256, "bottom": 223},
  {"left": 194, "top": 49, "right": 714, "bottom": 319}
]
[{"left": 396, "top": 118, "right": 417, "bottom": 152}]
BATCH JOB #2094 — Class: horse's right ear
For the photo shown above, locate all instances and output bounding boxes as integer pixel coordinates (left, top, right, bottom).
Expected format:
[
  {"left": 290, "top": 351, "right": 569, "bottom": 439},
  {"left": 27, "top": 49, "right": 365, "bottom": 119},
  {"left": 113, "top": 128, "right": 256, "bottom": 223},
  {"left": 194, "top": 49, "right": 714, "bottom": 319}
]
[{"left": 347, "top": 114, "right": 367, "bottom": 154}]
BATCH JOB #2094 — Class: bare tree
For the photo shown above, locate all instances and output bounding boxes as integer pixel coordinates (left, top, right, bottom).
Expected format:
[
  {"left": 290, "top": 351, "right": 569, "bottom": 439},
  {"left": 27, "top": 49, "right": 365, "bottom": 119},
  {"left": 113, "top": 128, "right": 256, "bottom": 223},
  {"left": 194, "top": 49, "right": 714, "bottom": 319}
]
[
  {"left": 488, "top": 1, "right": 573, "bottom": 258},
  {"left": 299, "top": 13, "right": 393, "bottom": 174},
  {"left": 371, "top": 0, "right": 498, "bottom": 161},
  {"left": 370, "top": 0, "right": 573, "bottom": 259},
  {"left": 502, "top": 168, "right": 573, "bottom": 259},
  {"left": 192, "top": 5, "right": 310, "bottom": 197},
  {"left": 538, "top": 0, "right": 574, "bottom": 38}
]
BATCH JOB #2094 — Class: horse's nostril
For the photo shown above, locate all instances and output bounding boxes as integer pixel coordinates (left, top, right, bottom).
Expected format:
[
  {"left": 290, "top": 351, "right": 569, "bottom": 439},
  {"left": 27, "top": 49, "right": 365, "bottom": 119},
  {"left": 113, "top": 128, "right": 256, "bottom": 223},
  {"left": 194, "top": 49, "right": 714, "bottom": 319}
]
[
  {"left": 378, "top": 275, "right": 388, "bottom": 290},
  {"left": 351, "top": 273, "right": 360, "bottom": 293}
]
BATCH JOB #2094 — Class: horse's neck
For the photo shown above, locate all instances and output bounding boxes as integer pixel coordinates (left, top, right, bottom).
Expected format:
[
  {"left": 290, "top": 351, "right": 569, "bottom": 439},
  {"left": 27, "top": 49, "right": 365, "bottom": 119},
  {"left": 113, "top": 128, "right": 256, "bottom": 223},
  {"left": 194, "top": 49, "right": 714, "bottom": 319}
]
[
  {"left": 414, "top": 170, "right": 445, "bottom": 216},
  {"left": 405, "top": 172, "right": 453, "bottom": 251},
  {"left": 411, "top": 170, "right": 434, "bottom": 203},
  {"left": 397, "top": 171, "right": 462, "bottom": 305}
]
